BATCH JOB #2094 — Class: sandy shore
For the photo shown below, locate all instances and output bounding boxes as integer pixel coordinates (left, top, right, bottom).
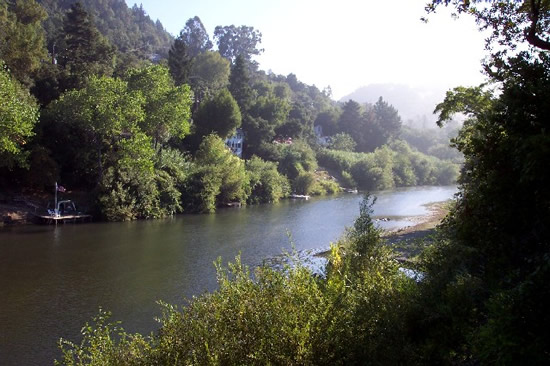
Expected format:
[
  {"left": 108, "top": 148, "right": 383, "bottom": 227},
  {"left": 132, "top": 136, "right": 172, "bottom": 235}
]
[{"left": 383, "top": 200, "right": 450, "bottom": 241}]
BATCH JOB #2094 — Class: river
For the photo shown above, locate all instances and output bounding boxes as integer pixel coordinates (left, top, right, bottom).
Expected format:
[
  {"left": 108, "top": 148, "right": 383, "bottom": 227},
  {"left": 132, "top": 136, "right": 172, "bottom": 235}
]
[{"left": 0, "top": 185, "right": 456, "bottom": 365}]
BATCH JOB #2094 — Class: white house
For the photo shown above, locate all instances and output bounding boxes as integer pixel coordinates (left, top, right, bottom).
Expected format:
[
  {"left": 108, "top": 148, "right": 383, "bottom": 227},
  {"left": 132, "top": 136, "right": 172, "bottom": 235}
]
[
  {"left": 225, "top": 128, "right": 244, "bottom": 157},
  {"left": 314, "top": 125, "right": 331, "bottom": 146}
]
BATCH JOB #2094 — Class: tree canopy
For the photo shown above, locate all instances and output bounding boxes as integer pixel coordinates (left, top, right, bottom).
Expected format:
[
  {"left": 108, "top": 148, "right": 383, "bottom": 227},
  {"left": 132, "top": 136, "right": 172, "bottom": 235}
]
[
  {"left": 193, "top": 89, "right": 242, "bottom": 139},
  {"left": 0, "top": 62, "right": 39, "bottom": 168},
  {"left": 214, "top": 25, "right": 264, "bottom": 66},
  {"left": 125, "top": 65, "right": 193, "bottom": 147},
  {"left": 0, "top": 0, "right": 48, "bottom": 87}
]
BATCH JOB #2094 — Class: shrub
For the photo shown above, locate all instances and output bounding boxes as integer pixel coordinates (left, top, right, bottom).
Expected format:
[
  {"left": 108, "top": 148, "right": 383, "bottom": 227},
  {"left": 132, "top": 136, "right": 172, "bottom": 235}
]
[{"left": 246, "top": 156, "right": 289, "bottom": 204}]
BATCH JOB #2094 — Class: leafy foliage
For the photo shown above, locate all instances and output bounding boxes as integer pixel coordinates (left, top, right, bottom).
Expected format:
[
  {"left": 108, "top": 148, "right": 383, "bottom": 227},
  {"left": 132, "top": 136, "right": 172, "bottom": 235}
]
[
  {"left": 245, "top": 156, "right": 289, "bottom": 204},
  {"left": 168, "top": 36, "right": 192, "bottom": 87},
  {"left": 125, "top": 65, "right": 192, "bottom": 147},
  {"left": 193, "top": 89, "right": 241, "bottom": 139},
  {"left": 189, "top": 51, "right": 230, "bottom": 102},
  {"left": 214, "top": 25, "right": 264, "bottom": 66},
  {"left": 318, "top": 141, "right": 458, "bottom": 190},
  {"left": 329, "top": 132, "right": 356, "bottom": 151},
  {"left": 58, "top": 2, "right": 116, "bottom": 90},
  {"left": 183, "top": 134, "right": 249, "bottom": 213},
  {"left": 38, "top": 0, "right": 172, "bottom": 60},
  {"left": 177, "top": 16, "right": 213, "bottom": 58},
  {"left": 0, "top": 0, "right": 48, "bottom": 87},
  {"left": 0, "top": 62, "right": 40, "bottom": 168}
]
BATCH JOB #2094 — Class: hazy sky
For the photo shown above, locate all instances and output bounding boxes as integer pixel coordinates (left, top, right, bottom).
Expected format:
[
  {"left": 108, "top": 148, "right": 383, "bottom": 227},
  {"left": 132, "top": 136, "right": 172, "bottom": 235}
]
[{"left": 126, "top": 0, "right": 488, "bottom": 100}]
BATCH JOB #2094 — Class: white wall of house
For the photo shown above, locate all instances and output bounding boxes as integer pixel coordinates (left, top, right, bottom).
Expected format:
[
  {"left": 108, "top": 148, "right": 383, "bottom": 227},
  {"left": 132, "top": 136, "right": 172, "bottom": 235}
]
[{"left": 225, "top": 128, "right": 244, "bottom": 157}]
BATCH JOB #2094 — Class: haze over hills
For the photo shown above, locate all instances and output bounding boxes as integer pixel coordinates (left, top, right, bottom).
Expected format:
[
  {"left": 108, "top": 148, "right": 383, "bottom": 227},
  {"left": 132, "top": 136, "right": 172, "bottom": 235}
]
[{"left": 340, "top": 84, "right": 451, "bottom": 128}]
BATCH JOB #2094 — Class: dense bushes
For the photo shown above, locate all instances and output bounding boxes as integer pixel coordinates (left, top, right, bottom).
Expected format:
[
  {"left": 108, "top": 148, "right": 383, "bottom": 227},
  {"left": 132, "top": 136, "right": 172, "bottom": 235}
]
[
  {"left": 318, "top": 140, "right": 459, "bottom": 190},
  {"left": 245, "top": 156, "right": 289, "bottom": 204},
  {"left": 182, "top": 134, "right": 248, "bottom": 213}
]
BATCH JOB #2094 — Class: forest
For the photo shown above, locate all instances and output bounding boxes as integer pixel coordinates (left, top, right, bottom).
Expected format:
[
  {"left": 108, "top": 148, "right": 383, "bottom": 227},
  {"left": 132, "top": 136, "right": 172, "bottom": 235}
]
[
  {"left": 2, "top": 0, "right": 550, "bottom": 364},
  {"left": 1, "top": 0, "right": 459, "bottom": 221}
]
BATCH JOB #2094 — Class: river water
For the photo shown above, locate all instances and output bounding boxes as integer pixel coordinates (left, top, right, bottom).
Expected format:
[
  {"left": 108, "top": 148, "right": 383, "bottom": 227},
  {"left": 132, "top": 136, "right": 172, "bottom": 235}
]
[{"left": 0, "top": 185, "right": 456, "bottom": 365}]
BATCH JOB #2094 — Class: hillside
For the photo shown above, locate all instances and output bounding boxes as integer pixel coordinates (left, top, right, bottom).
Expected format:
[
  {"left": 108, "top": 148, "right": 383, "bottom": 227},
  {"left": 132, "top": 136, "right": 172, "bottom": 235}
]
[{"left": 37, "top": 0, "right": 173, "bottom": 60}]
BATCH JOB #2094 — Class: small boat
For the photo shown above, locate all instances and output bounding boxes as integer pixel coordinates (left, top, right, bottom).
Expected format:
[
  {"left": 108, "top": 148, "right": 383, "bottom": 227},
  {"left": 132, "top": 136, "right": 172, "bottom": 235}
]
[
  {"left": 345, "top": 188, "right": 358, "bottom": 194},
  {"left": 289, "top": 194, "right": 310, "bottom": 200}
]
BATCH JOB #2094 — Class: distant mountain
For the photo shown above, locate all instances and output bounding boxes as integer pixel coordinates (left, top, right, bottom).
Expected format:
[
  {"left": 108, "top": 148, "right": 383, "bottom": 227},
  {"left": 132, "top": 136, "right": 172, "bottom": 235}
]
[
  {"left": 340, "top": 84, "right": 449, "bottom": 128},
  {"left": 37, "top": 0, "right": 173, "bottom": 60}
]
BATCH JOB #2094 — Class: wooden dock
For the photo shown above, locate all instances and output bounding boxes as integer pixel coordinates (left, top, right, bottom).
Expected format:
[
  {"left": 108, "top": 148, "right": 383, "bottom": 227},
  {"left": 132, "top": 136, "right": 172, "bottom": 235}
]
[{"left": 33, "top": 213, "right": 92, "bottom": 225}]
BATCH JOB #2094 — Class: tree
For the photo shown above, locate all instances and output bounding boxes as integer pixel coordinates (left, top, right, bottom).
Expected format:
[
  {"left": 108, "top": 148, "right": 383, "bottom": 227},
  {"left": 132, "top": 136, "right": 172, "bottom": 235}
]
[
  {"left": 0, "top": 0, "right": 48, "bottom": 87},
  {"left": 372, "top": 97, "right": 402, "bottom": 145},
  {"left": 314, "top": 108, "right": 340, "bottom": 137},
  {"left": 125, "top": 65, "right": 193, "bottom": 147},
  {"left": 330, "top": 132, "right": 356, "bottom": 152},
  {"left": 243, "top": 84, "right": 291, "bottom": 155},
  {"left": 194, "top": 89, "right": 242, "bottom": 139},
  {"left": 229, "top": 54, "right": 253, "bottom": 113},
  {"left": 59, "top": 2, "right": 115, "bottom": 90},
  {"left": 338, "top": 99, "right": 364, "bottom": 143},
  {"left": 179, "top": 16, "right": 213, "bottom": 57},
  {"left": 189, "top": 51, "right": 231, "bottom": 102},
  {"left": 47, "top": 76, "right": 145, "bottom": 183},
  {"left": 184, "top": 134, "right": 249, "bottom": 212},
  {"left": 168, "top": 36, "right": 193, "bottom": 86},
  {"left": 0, "top": 62, "right": 39, "bottom": 168},
  {"left": 245, "top": 156, "right": 289, "bottom": 204},
  {"left": 213, "top": 25, "right": 264, "bottom": 66}
]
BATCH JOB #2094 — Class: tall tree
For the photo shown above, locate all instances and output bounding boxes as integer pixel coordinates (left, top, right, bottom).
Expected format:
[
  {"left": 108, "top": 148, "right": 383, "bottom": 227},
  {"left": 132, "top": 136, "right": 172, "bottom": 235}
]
[
  {"left": 0, "top": 62, "right": 40, "bottom": 168},
  {"left": 180, "top": 16, "right": 213, "bottom": 57},
  {"left": 0, "top": 0, "right": 48, "bottom": 87},
  {"left": 168, "top": 36, "right": 193, "bottom": 86},
  {"left": 213, "top": 25, "right": 264, "bottom": 66},
  {"left": 372, "top": 97, "right": 402, "bottom": 145},
  {"left": 229, "top": 54, "right": 253, "bottom": 113},
  {"left": 338, "top": 99, "right": 364, "bottom": 141},
  {"left": 59, "top": 2, "right": 115, "bottom": 90},
  {"left": 189, "top": 51, "right": 231, "bottom": 103},
  {"left": 314, "top": 108, "right": 340, "bottom": 136}
]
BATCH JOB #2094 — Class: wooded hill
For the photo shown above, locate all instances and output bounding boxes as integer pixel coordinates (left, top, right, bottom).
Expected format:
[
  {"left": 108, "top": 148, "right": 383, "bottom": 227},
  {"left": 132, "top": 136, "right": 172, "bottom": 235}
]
[{"left": 37, "top": 0, "right": 173, "bottom": 59}]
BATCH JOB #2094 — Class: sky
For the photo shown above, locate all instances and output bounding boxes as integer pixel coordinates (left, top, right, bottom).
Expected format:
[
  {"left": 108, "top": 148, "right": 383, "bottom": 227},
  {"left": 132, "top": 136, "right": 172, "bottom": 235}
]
[{"left": 126, "top": 0, "right": 488, "bottom": 100}]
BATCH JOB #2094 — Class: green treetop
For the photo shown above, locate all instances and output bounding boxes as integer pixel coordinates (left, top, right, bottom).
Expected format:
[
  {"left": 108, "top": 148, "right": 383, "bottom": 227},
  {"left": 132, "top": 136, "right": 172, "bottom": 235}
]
[
  {"left": 194, "top": 89, "right": 242, "bottom": 139},
  {"left": 125, "top": 65, "right": 193, "bottom": 148},
  {"left": 59, "top": 2, "right": 115, "bottom": 90}
]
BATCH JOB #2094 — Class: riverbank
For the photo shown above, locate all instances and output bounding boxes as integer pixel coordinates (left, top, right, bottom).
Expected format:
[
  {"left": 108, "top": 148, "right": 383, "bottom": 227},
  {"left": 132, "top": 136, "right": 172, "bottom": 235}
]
[
  {"left": 0, "top": 202, "right": 35, "bottom": 225},
  {"left": 382, "top": 200, "right": 452, "bottom": 260},
  {"left": 383, "top": 200, "right": 451, "bottom": 240}
]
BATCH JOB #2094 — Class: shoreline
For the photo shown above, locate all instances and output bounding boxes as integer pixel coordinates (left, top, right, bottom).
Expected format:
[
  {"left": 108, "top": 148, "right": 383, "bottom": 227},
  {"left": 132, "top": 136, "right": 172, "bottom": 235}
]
[
  {"left": 383, "top": 200, "right": 451, "bottom": 238},
  {"left": 315, "top": 199, "right": 452, "bottom": 259}
]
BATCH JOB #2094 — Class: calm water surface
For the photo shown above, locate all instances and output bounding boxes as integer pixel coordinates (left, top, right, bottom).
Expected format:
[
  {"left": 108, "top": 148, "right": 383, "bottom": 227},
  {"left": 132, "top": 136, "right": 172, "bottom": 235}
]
[{"left": 0, "top": 185, "right": 456, "bottom": 365}]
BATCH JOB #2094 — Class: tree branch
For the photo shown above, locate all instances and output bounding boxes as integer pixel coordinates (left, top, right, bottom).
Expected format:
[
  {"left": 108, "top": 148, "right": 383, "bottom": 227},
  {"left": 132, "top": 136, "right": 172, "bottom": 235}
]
[{"left": 526, "top": 0, "right": 550, "bottom": 50}]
